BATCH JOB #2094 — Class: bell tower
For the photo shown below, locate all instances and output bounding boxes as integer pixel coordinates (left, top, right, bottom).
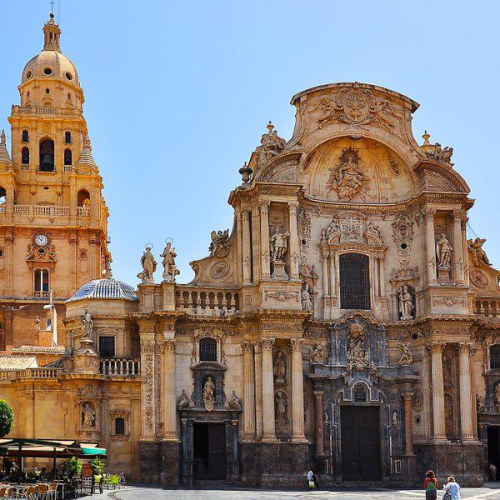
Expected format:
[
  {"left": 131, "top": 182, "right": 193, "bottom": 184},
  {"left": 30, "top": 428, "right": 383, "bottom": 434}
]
[{"left": 0, "top": 14, "right": 110, "bottom": 352}]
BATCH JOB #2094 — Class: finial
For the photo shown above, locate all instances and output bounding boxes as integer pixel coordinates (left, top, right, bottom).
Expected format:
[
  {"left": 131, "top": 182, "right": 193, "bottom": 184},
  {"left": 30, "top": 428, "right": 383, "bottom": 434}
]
[
  {"left": 84, "top": 135, "right": 92, "bottom": 150},
  {"left": 1, "top": 130, "right": 5, "bottom": 145},
  {"left": 238, "top": 161, "right": 253, "bottom": 186},
  {"left": 267, "top": 121, "right": 274, "bottom": 133},
  {"left": 422, "top": 130, "right": 431, "bottom": 146},
  {"left": 103, "top": 261, "right": 113, "bottom": 279}
]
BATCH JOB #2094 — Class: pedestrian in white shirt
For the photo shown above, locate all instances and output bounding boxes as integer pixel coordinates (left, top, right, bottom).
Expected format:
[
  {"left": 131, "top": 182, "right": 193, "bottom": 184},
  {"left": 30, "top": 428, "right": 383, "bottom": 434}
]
[{"left": 443, "top": 476, "right": 461, "bottom": 500}]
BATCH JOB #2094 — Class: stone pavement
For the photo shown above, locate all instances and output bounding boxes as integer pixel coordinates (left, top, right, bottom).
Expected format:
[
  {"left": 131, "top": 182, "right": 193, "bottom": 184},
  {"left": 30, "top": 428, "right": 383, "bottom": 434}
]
[{"left": 89, "top": 484, "right": 500, "bottom": 500}]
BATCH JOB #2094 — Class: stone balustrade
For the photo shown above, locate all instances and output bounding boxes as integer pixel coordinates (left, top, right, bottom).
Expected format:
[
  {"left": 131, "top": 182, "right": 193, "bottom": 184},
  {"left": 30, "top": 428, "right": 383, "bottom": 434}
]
[
  {"left": 11, "top": 105, "right": 83, "bottom": 117},
  {"left": 15, "top": 368, "right": 62, "bottom": 380},
  {"left": 175, "top": 287, "right": 240, "bottom": 316},
  {"left": 474, "top": 298, "right": 500, "bottom": 317},
  {"left": 0, "top": 204, "right": 91, "bottom": 220},
  {"left": 100, "top": 358, "right": 141, "bottom": 376}
]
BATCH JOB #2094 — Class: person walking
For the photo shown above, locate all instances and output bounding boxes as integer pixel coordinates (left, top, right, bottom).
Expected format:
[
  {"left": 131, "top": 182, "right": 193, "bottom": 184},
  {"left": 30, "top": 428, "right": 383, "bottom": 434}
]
[
  {"left": 423, "top": 470, "right": 439, "bottom": 500},
  {"left": 443, "top": 476, "right": 462, "bottom": 500}
]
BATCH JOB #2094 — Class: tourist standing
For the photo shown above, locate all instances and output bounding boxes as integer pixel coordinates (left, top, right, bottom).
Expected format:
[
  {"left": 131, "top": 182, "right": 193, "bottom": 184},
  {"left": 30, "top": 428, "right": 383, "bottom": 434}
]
[
  {"left": 423, "top": 470, "right": 439, "bottom": 500},
  {"left": 307, "top": 469, "right": 314, "bottom": 490},
  {"left": 443, "top": 476, "right": 462, "bottom": 500}
]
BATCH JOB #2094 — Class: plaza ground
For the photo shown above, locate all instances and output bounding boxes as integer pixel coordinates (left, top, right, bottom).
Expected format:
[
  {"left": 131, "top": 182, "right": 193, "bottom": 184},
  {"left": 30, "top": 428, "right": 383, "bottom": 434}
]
[{"left": 93, "top": 485, "right": 500, "bottom": 500}]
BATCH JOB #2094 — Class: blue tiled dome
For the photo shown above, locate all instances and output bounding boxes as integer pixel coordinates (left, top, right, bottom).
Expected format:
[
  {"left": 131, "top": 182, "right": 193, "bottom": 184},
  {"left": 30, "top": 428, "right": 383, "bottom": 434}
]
[{"left": 66, "top": 278, "right": 138, "bottom": 303}]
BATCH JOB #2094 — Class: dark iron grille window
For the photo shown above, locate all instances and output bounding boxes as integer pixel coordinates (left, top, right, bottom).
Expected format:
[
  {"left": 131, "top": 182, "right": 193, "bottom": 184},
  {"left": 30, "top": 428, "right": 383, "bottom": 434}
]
[
  {"left": 200, "top": 338, "right": 217, "bottom": 361},
  {"left": 99, "top": 336, "right": 115, "bottom": 358},
  {"left": 340, "top": 253, "right": 371, "bottom": 310},
  {"left": 354, "top": 384, "right": 367, "bottom": 402},
  {"left": 115, "top": 417, "right": 125, "bottom": 435},
  {"left": 491, "top": 345, "right": 500, "bottom": 369}
]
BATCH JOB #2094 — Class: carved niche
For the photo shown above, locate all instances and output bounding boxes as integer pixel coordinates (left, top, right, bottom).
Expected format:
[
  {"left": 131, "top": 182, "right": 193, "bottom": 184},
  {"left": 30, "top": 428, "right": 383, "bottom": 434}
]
[
  {"left": 326, "top": 147, "right": 368, "bottom": 201},
  {"left": 322, "top": 212, "right": 384, "bottom": 249}
]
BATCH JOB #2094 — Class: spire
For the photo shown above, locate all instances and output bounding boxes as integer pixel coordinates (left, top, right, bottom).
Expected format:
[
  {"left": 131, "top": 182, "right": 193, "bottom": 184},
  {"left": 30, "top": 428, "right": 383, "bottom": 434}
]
[
  {"left": 75, "top": 135, "right": 97, "bottom": 169},
  {"left": 0, "top": 130, "right": 12, "bottom": 165},
  {"left": 43, "top": 13, "right": 61, "bottom": 52}
]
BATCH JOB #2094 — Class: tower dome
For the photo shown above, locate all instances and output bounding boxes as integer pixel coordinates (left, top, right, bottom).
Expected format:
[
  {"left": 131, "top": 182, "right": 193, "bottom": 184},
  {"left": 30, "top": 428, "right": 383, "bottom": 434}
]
[{"left": 21, "top": 14, "right": 80, "bottom": 88}]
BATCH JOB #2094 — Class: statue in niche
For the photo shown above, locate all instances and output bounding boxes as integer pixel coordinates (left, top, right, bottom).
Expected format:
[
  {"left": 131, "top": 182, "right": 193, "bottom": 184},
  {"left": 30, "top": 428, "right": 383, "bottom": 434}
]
[
  {"left": 80, "top": 308, "right": 93, "bottom": 340},
  {"left": 326, "top": 147, "right": 368, "bottom": 200},
  {"left": 178, "top": 390, "right": 190, "bottom": 409},
  {"left": 445, "top": 394, "right": 454, "bottom": 435},
  {"left": 82, "top": 403, "right": 96, "bottom": 427},
  {"left": 443, "top": 355, "right": 452, "bottom": 385},
  {"left": 397, "top": 341, "right": 412, "bottom": 365},
  {"left": 275, "top": 390, "right": 288, "bottom": 432},
  {"left": 273, "top": 351, "right": 286, "bottom": 385},
  {"left": 202, "top": 377, "right": 216, "bottom": 412},
  {"left": 398, "top": 285, "right": 414, "bottom": 320},
  {"left": 468, "top": 237, "right": 491, "bottom": 267},
  {"left": 494, "top": 382, "right": 500, "bottom": 410},
  {"left": 365, "top": 221, "right": 383, "bottom": 246},
  {"left": 323, "top": 217, "right": 341, "bottom": 244},
  {"left": 436, "top": 233, "right": 453, "bottom": 269},
  {"left": 346, "top": 323, "right": 369, "bottom": 372},
  {"left": 392, "top": 410, "right": 399, "bottom": 427},
  {"left": 209, "top": 229, "right": 230, "bottom": 258},
  {"left": 311, "top": 340, "right": 329, "bottom": 364},
  {"left": 138, "top": 245, "right": 157, "bottom": 284},
  {"left": 160, "top": 240, "right": 180, "bottom": 282},
  {"left": 270, "top": 227, "right": 289, "bottom": 262},
  {"left": 229, "top": 391, "right": 242, "bottom": 411},
  {"left": 301, "top": 285, "right": 313, "bottom": 311}
]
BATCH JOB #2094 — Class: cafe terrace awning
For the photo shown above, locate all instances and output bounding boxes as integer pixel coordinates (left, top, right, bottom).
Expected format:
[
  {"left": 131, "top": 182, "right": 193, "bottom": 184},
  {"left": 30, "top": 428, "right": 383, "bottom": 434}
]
[{"left": 0, "top": 438, "right": 107, "bottom": 458}]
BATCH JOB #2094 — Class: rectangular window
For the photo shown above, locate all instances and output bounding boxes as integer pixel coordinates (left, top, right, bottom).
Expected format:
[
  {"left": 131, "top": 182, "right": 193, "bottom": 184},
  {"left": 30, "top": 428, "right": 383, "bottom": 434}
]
[
  {"left": 99, "top": 336, "right": 115, "bottom": 358},
  {"left": 115, "top": 417, "right": 125, "bottom": 435},
  {"left": 340, "top": 253, "right": 371, "bottom": 310}
]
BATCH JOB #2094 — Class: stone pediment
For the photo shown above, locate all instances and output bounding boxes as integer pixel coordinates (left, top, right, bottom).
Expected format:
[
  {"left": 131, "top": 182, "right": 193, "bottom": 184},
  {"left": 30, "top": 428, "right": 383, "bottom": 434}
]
[
  {"left": 253, "top": 152, "right": 301, "bottom": 184},
  {"left": 416, "top": 160, "right": 470, "bottom": 194}
]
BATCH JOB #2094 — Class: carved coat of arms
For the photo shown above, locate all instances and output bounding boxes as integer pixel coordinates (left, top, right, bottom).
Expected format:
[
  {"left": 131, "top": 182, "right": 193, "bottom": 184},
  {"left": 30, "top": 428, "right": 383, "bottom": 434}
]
[{"left": 327, "top": 148, "right": 368, "bottom": 200}]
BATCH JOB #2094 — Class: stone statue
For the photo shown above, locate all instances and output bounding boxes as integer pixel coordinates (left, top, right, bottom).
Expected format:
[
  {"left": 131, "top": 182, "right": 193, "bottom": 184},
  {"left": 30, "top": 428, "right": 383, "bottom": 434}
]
[
  {"left": 138, "top": 246, "right": 157, "bottom": 284},
  {"left": 327, "top": 147, "right": 368, "bottom": 200},
  {"left": 468, "top": 237, "right": 491, "bottom": 267},
  {"left": 397, "top": 341, "right": 412, "bottom": 365},
  {"left": 160, "top": 241, "right": 180, "bottom": 282},
  {"left": 82, "top": 403, "right": 96, "bottom": 427},
  {"left": 80, "top": 308, "right": 93, "bottom": 340},
  {"left": 209, "top": 229, "right": 230, "bottom": 258},
  {"left": 436, "top": 233, "right": 453, "bottom": 269},
  {"left": 392, "top": 410, "right": 399, "bottom": 427},
  {"left": 202, "top": 377, "right": 216, "bottom": 412},
  {"left": 324, "top": 218, "right": 341, "bottom": 243},
  {"left": 398, "top": 285, "right": 414, "bottom": 320},
  {"left": 346, "top": 337, "right": 369, "bottom": 372},
  {"left": 270, "top": 227, "right": 289, "bottom": 262},
  {"left": 254, "top": 121, "right": 286, "bottom": 169},
  {"left": 275, "top": 390, "right": 287, "bottom": 419},
  {"left": 365, "top": 221, "right": 383, "bottom": 246},
  {"left": 229, "top": 391, "right": 242, "bottom": 411},
  {"left": 178, "top": 390, "right": 190, "bottom": 409},
  {"left": 301, "top": 285, "right": 313, "bottom": 311},
  {"left": 311, "top": 341, "right": 329, "bottom": 364},
  {"left": 494, "top": 382, "right": 500, "bottom": 409},
  {"left": 273, "top": 351, "right": 286, "bottom": 384}
]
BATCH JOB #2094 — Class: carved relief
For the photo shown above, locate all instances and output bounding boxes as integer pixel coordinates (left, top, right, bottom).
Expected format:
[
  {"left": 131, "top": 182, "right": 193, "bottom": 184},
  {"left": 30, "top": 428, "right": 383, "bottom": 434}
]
[
  {"left": 82, "top": 402, "right": 96, "bottom": 427},
  {"left": 210, "top": 261, "right": 230, "bottom": 280},
  {"left": 26, "top": 232, "right": 56, "bottom": 262},
  {"left": 432, "top": 296, "right": 466, "bottom": 307},
  {"left": 326, "top": 147, "right": 368, "bottom": 200},
  {"left": 412, "top": 390, "right": 423, "bottom": 412},
  {"left": 468, "top": 238, "right": 491, "bottom": 267},
  {"left": 209, "top": 230, "right": 230, "bottom": 258},
  {"left": 346, "top": 323, "right": 369, "bottom": 372},
  {"left": 311, "top": 340, "right": 329, "bottom": 364},
  {"left": 314, "top": 88, "right": 396, "bottom": 131},
  {"left": 178, "top": 390, "right": 191, "bottom": 409},
  {"left": 392, "top": 214, "right": 414, "bottom": 265},
  {"left": 390, "top": 266, "right": 419, "bottom": 284},
  {"left": 397, "top": 341, "right": 413, "bottom": 365},
  {"left": 264, "top": 290, "right": 299, "bottom": 303},
  {"left": 322, "top": 212, "right": 384, "bottom": 249},
  {"left": 253, "top": 121, "right": 286, "bottom": 171},
  {"left": 470, "top": 270, "right": 489, "bottom": 289},
  {"left": 365, "top": 221, "right": 383, "bottom": 246},
  {"left": 202, "top": 376, "right": 216, "bottom": 412},
  {"left": 397, "top": 285, "right": 415, "bottom": 320},
  {"left": 388, "top": 156, "right": 401, "bottom": 175}
]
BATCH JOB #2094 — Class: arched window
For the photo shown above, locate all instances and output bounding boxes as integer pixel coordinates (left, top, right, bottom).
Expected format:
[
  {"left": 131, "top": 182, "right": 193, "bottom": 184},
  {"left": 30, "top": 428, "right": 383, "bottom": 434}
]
[
  {"left": 64, "top": 149, "right": 72, "bottom": 165},
  {"left": 339, "top": 253, "right": 370, "bottom": 310},
  {"left": 22, "top": 130, "right": 29, "bottom": 143},
  {"left": 77, "top": 189, "right": 91, "bottom": 207},
  {"left": 34, "top": 269, "right": 49, "bottom": 297},
  {"left": 65, "top": 131, "right": 72, "bottom": 144},
  {"left": 199, "top": 337, "right": 217, "bottom": 362},
  {"left": 115, "top": 418, "right": 125, "bottom": 435},
  {"left": 21, "top": 147, "right": 30, "bottom": 165},
  {"left": 491, "top": 345, "right": 500, "bottom": 369},
  {"left": 0, "top": 187, "right": 6, "bottom": 204},
  {"left": 39, "top": 139, "right": 54, "bottom": 171}
]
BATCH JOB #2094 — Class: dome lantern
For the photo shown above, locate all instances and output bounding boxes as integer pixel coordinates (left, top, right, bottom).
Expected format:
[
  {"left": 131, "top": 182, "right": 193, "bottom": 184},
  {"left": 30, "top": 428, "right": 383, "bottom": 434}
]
[{"left": 43, "top": 13, "right": 61, "bottom": 52}]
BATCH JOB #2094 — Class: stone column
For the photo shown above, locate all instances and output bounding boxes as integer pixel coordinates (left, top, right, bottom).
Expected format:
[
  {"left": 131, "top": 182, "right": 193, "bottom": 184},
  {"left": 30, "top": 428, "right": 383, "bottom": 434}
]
[
  {"left": 139, "top": 320, "right": 156, "bottom": 441},
  {"left": 314, "top": 389, "right": 325, "bottom": 458},
  {"left": 163, "top": 339, "right": 177, "bottom": 441},
  {"left": 425, "top": 208, "right": 437, "bottom": 284},
  {"left": 241, "top": 209, "right": 252, "bottom": 285},
  {"left": 261, "top": 338, "right": 276, "bottom": 442},
  {"left": 321, "top": 248, "right": 329, "bottom": 296},
  {"left": 379, "top": 258, "right": 386, "bottom": 296},
  {"left": 458, "top": 343, "right": 474, "bottom": 440},
  {"left": 254, "top": 342, "right": 263, "bottom": 439},
  {"left": 242, "top": 341, "right": 256, "bottom": 440},
  {"left": 260, "top": 201, "right": 271, "bottom": 279},
  {"left": 430, "top": 342, "right": 446, "bottom": 440},
  {"left": 290, "top": 339, "right": 306, "bottom": 442},
  {"left": 288, "top": 202, "right": 300, "bottom": 280},
  {"left": 329, "top": 251, "right": 336, "bottom": 297},
  {"left": 402, "top": 392, "right": 414, "bottom": 456},
  {"left": 453, "top": 210, "right": 465, "bottom": 284}
]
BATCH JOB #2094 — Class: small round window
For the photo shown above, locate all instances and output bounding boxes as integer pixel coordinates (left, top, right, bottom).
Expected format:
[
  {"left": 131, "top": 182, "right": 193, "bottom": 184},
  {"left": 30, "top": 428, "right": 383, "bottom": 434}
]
[
  {"left": 65, "top": 72, "right": 73, "bottom": 81},
  {"left": 26, "top": 71, "right": 32, "bottom": 79},
  {"left": 43, "top": 67, "right": 53, "bottom": 75}
]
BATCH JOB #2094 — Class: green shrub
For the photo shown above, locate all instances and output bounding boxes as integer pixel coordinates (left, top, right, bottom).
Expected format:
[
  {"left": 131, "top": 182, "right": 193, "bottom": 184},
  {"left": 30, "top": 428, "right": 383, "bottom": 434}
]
[{"left": 0, "top": 400, "right": 14, "bottom": 438}]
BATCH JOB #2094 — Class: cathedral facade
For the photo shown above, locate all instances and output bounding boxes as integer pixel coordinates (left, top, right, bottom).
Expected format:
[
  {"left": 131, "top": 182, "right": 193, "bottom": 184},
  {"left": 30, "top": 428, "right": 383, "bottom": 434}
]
[{"left": 1, "top": 16, "right": 500, "bottom": 487}]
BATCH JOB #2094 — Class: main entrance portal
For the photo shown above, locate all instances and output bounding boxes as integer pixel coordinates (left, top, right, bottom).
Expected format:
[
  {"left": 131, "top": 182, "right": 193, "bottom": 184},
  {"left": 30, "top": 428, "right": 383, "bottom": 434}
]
[
  {"left": 341, "top": 406, "right": 382, "bottom": 481},
  {"left": 193, "top": 423, "right": 227, "bottom": 481}
]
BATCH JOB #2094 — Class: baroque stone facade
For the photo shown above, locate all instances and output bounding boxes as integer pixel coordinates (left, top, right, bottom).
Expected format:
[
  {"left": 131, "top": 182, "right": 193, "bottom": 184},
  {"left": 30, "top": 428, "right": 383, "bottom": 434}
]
[{"left": 1, "top": 15, "right": 500, "bottom": 488}]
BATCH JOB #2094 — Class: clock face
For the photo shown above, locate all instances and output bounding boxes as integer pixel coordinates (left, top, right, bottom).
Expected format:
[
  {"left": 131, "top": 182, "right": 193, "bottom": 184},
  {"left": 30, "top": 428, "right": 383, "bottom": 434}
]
[{"left": 35, "top": 234, "right": 48, "bottom": 247}]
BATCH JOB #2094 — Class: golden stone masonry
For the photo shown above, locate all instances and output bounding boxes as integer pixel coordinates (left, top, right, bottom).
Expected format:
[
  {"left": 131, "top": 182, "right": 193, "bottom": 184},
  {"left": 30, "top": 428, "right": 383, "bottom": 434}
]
[{"left": 1, "top": 15, "right": 500, "bottom": 487}]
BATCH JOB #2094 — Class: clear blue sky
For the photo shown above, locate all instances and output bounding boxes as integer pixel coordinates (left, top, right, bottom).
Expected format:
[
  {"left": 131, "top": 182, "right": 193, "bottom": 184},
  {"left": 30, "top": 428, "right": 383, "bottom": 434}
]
[{"left": 2, "top": 0, "right": 499, "bottom": 286}]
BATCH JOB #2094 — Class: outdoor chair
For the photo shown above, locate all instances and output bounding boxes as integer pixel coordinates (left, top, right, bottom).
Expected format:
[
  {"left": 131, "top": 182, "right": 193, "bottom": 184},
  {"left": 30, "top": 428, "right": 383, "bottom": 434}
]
[
  {"left": 3, "top": 487, "right": 15, "bottom": 499},
  {"left": 37, "top": 484, "right": 49, "bottom": 500},
  {"left": 46, "top": 483, "right": 57, "bottom": 500},
  {"left": 0, "top": 487, "right": 5, "bottom": 499}
]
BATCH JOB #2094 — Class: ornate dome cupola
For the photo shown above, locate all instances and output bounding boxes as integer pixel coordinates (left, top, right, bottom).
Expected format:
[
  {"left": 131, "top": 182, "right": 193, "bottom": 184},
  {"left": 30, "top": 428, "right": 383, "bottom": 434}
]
[{"left": 43, "top": 13, "right": 61, "bottom": 52}]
